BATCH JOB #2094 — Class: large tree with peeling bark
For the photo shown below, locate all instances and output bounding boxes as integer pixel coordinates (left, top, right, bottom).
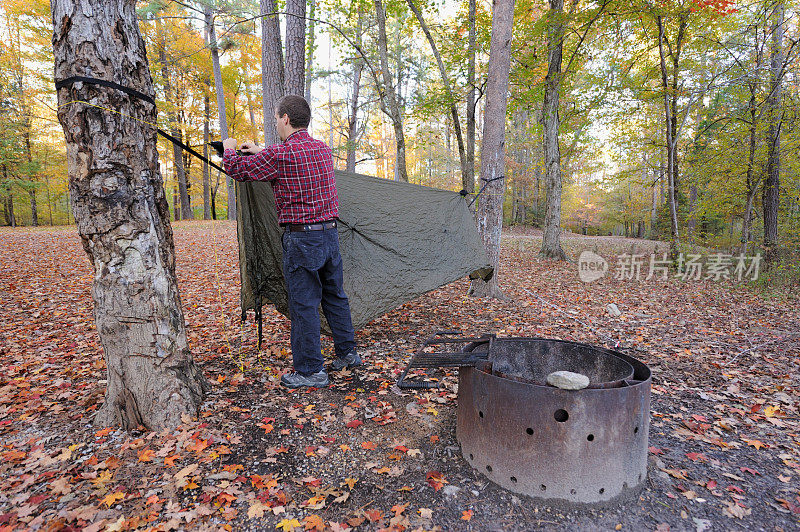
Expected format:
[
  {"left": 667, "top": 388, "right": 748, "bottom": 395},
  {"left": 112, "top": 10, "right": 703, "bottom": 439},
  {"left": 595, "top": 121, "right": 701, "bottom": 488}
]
[{"left": 52, "top": 0, "right": 208, "bottom": 430}]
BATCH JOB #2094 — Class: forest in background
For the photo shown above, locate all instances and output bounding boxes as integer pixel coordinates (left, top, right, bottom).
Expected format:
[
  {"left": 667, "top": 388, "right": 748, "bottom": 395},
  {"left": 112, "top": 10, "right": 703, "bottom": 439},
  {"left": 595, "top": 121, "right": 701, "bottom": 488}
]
[{"left": 1, "top": 0, "right": 799, "bottom": 269}]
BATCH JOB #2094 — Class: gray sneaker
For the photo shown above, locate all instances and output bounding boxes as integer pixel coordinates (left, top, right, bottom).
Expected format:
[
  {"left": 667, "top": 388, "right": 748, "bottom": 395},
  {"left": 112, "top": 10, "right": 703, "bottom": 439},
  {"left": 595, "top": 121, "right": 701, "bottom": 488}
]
[
  {"left": 330, "top": 350, "right": 362, "bottom": 371},
  {"left": 280, "top": 370, "right": 330, "bottom": 389}
]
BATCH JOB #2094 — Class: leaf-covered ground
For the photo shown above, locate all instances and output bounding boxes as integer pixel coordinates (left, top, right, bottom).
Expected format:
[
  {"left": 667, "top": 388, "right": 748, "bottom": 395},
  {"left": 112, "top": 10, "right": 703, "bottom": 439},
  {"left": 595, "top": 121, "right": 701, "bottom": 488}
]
[{"left": 1, "top": 221, "right": 798, "bottom": 531}]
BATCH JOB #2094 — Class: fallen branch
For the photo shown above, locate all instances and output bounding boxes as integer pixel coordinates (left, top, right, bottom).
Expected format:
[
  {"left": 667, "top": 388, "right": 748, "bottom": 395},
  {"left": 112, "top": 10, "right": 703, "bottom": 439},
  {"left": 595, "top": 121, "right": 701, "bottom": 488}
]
[{"left": 724, "top": 332, "right": 800, "bottom": 366}]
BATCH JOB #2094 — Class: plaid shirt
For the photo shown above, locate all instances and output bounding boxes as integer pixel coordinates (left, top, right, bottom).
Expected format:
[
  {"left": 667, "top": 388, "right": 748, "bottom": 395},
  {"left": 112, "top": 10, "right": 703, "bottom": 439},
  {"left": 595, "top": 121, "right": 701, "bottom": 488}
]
[{"left": 223, "top": 129, "right": 339, "bottom": 225}]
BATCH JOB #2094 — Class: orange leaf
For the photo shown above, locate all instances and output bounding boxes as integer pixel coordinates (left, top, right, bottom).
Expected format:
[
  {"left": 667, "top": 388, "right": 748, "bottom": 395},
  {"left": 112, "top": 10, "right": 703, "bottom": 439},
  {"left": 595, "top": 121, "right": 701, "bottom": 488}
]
[
  {"left": 391, "top": 503, "right": 408, "bottom": 516},
  {"left": 361, "top": 441, "right": 377, "bottom": 450},
  {"left": 217, "top": 491, "right": 237, "bottom": 506},
  {"left": 426, "top": 471, "right": 447, "bottom": 491},
  {"left": 364, "top": 509, "right": 384, "bottom": 523},
  {"left": 137, "top": 449, "right": 155, "bottom": 462},
  {"left": 461, "top": 509, "right": 473, "bottom": 521},
  {"left": 303, "top": 514, "right": 325, "bottom": 531},
  {"left": 190, "top": 439, "right": 209, "bottom": 454},
  {"left": 164, "top": 454, "right": 181, "bottom": 467},
  {"left": 743, "top": 439, "right": 766, "bottom": 450},
  {"left": 101, "top": 491, "right": 124, "bottom": 507}
]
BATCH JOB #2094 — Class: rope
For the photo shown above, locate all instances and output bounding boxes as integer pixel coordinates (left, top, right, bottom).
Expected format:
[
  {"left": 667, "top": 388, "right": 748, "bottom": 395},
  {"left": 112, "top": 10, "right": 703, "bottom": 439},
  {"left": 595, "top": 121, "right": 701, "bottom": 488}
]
[
  {"left": 468, "top": 175, "right": 505, "bottom": 207},
  {"left": 55, "top": 77, "right": 229, "bottom": 176}
]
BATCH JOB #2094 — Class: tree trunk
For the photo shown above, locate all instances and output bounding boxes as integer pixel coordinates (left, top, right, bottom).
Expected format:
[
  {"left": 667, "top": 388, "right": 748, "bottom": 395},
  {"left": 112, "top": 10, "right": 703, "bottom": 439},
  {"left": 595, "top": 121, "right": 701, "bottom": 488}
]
[
  {"left": 172, "top": 187, "right": 180, "bottom": 221},
  {"left": 374, "top": 0, "right": 408, "bottom": 182},
  {"left": 205, "top": 7, "right": 235, "bottom": 220},
  {"left": 2, "top": 164, "right": 14, "bottom": 228},
  {"left": 304, "top": 0, "right": 316, "bottom": 106},
  {"left": 686, "top": 185, "right": 697, "bottom": 239},
  {"left": 465, "top": 0, "right": 477, "bottom": 197},
  {"left": 763, "top": 0, "right": 784, "bottom": 263},
  {"left": 244, "top": 76, "right": 258, "bottom": 140},
  {"left": 23, "top": 131, "right": 38, "bottom": 226},
  {"left": 346, "top": 14, "right": 364, "bottom": 173},
  {"left": 203, "top": 87, "right": 211, "bottom": 220},
  {"left": 52, "top": 0, "right": 208, "bottom": 431},
  {"left": 211, "top": 178, "right": 217, "bottom": 220},
  {"left": 285, "top": 0, "right": 306, "bottom": 96},
  {"left": 7, "top": 191, "right": 14, "bottom": 228},
  {"left": 261, "top": 0, "right": 285, "bottom": 145},
  {"left": 540, "top": 0, "right": 568, "bottom": 260},
  {"left": 156, "top": 16, "right": 192, "bottom": 220},
  {"left": 656, "top": 15, "right": 681, "bottom": 255},
  {"left": 742, "top": 37, "right": 762, "bottom": 255},
  {"left": 406, "top": 0, "right": 468, "bottom": 187},
  {"left": 469, "top": 0, "right": 515, "bottom": 298},
  {"left": 650, "top": 169, "right": 658, "bottom": 239}
]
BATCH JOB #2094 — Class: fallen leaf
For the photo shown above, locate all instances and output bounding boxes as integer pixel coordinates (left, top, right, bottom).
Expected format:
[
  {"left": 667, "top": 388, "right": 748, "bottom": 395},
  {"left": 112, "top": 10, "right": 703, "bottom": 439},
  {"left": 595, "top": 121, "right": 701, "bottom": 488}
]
[
  {"left": 101, "top": 491, "right": 124, "bottom": 507},
  {"left": 276, "top": 518, "right": 301, "bottom": 532}
]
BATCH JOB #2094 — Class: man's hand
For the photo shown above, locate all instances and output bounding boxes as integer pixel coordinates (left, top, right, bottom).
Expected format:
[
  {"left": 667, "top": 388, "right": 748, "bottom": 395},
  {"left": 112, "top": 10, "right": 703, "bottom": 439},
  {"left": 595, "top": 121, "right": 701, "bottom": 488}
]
[
  {"left": 240, "top": 141, "right": 264, "bottom": 155},
  {"left": 223, "top": 138, "right": 238, "bottom": 151}
]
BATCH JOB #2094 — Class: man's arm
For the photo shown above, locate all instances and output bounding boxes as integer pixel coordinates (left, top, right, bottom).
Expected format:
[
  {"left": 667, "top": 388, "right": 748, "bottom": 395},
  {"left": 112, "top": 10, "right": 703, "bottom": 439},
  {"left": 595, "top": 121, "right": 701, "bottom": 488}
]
[{"left": 222, "top": 138, "right": 282, "bottom": 183}]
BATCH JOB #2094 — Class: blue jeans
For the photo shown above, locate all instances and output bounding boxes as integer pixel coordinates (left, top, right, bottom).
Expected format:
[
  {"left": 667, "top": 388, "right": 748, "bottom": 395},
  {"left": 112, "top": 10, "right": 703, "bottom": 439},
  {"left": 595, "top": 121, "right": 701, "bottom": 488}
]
[{"left": 281, "top": 226, "right": 356, "bottom": 375}]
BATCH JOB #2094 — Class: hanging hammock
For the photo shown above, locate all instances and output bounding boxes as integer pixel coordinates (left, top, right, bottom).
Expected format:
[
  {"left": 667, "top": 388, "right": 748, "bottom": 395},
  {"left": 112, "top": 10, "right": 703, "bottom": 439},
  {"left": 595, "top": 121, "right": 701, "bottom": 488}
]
[{"left": 234, "top": 171, "right": 493, "bottom": 339}]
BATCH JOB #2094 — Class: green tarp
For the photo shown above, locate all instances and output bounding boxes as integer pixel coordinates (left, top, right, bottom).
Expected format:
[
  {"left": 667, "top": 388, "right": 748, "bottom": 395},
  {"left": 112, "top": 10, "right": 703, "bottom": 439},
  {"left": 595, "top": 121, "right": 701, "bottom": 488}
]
[{"left": 235, "top": 170, "right": 493, "bottom": 330}]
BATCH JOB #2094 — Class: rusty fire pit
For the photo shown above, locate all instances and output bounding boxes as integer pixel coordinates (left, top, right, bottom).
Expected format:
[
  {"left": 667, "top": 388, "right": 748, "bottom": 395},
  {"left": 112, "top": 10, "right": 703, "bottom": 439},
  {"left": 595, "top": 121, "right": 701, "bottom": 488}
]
[{"left": 398, "top": 334, "right": 652, "bottom": 506}]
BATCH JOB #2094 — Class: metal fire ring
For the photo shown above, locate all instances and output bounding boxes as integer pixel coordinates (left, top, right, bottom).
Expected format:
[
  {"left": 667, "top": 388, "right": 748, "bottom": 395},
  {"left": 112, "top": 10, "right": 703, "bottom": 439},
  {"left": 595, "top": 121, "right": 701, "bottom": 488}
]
[{"left": 456, "top": 337, "right": 651, "bottom": 506}]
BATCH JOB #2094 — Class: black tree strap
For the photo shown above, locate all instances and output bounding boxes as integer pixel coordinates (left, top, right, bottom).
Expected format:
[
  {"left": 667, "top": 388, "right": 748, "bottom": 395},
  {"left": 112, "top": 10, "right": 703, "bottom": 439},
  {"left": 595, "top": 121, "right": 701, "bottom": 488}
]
[
  {"left": 468, "top": 174, "right": 505, "bottom": 207},
  {"left": 55, "top": 76, "right": 156, "bottom": 105},
  {"left": 254, "top": 294, "right": 263, "bottom": 349},
  {"left": 55, "top": 76, "right": 228, "bottom": 176}
]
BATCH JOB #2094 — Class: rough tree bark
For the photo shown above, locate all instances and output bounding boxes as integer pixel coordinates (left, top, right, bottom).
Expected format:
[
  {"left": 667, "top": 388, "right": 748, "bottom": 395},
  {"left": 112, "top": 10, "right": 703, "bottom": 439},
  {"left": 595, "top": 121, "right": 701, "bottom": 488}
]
[
  {"left": 156, "top": 15, "right": 192, "bottom": 220},
  {"left": 305, "top": 0, "right": 316, "bottom": 107},
  {"left": 374, "top": 0, "right": 409, "bottom": 182},
  {"left": 205, "top": 7, "right": 235, "bottom": 220},
  {"left": 540, "top": 0, "right": 568, "bottom": 260},
  {"left": 261, "top": 0, "right": 285, "bottom": 145},
  {"left": 469, "top": 0, "right": 515, "bottom": 298},
  {"left": 763, "top": 0, "right": 784, "bottom": 263},
  {"left": 405, "top": 0, "right": 468, "bottom": 187},
  {"left": 285, "top": 0, "right": 306, "bottom": 96},
  {"left": 51, "top": 0, "right": 208, "bottom": 431},
  {"left": 465, "top": 0, "right": 477, "bottom": 197}
]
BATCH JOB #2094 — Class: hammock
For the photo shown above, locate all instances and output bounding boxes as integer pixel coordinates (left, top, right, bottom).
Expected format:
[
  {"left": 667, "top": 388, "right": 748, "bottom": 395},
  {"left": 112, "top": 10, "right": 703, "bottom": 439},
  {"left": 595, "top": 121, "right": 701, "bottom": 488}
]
[{"left": 234, "top": 170, "right": 493, "bottom": 337}]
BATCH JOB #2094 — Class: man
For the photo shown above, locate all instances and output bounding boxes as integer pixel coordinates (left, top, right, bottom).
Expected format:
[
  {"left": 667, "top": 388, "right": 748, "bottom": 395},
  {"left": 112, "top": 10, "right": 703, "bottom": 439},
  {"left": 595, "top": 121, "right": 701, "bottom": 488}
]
[{"left": 222, "top": 95, "right": 361, "bottom": 388}]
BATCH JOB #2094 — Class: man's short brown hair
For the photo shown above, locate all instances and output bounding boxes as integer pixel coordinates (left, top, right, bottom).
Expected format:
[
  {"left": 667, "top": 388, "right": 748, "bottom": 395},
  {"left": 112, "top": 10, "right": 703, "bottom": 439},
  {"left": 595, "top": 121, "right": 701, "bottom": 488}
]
[{"left": 276, "top": 95, "right": 311, "bottom": 129}]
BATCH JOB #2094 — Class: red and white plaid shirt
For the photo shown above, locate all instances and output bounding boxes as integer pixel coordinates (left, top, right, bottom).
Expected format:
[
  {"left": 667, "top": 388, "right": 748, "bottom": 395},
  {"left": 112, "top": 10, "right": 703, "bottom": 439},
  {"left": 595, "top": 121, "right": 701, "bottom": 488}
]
[{"left": 223, "top": 129, "right": 339, "bottom": 225}]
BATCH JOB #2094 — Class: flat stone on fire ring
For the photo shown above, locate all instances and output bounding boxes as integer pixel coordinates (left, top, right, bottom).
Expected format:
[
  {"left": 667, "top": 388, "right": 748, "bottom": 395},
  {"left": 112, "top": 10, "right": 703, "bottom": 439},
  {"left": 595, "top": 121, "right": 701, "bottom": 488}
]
[{"left": 546, "top": 371, "right": 590, "bottom": 390}]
